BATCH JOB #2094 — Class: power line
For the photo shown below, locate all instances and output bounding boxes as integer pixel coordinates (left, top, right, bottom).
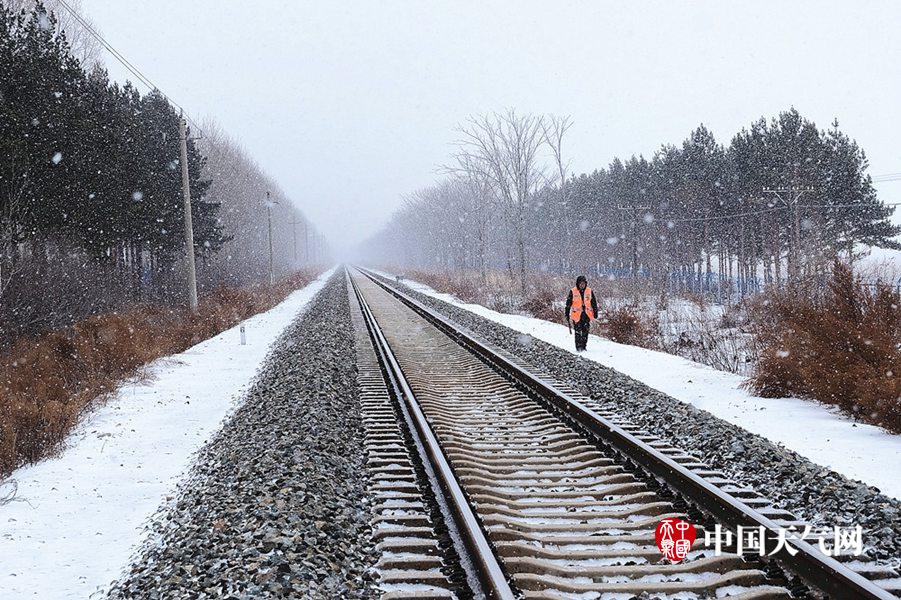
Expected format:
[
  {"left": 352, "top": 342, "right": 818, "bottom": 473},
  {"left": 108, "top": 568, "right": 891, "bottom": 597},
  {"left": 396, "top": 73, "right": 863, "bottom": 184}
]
[
  {"left": 53, "top": 0, "right": 205, "bottom": 138},
  {"left": 872, "top": 171, "right": 901, "bottom": 183},
  {"left": 612, "top": 204, "right": 786, "bottom": 227},
  {"left": 609, "top": 200, "right": 901, "bottom": 229},
  {"left": 804, "top": 202, "right": 901, "bottom": 208}
]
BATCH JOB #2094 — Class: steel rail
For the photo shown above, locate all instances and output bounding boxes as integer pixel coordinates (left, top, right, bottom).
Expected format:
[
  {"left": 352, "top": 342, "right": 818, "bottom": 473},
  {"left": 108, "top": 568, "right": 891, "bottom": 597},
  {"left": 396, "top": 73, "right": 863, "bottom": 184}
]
[
  {"left": 349, "top": 270, "right": 517, "bottom": 600},
  {"left": 357, "top": 266, "right": 896, "bottom": 600}
]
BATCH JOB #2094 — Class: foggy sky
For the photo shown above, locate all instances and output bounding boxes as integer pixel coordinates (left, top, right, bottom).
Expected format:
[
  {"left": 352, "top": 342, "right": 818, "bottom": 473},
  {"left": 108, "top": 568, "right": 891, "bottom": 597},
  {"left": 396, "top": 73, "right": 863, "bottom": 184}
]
[{"left": 80, "top": 0, "right": 901, "bottom": 255}]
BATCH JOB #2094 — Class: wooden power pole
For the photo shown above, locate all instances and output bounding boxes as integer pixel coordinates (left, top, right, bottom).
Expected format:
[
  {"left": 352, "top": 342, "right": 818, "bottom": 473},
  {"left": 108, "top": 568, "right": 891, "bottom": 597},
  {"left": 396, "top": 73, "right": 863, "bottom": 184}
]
[
  {"left": 266, "top": 191, "right": 275, "bottom": 286},
  {"left": 289, "top": 215, "right": 300, "bottom": 266},
  {"left": 617, "top": 204, "right": 651, "bottom": 276},
  {"left": 178, "top": 114, "right": 198, "bottom": 312},
  {"left": 763, "top": 183, "right": 813, "bottom": 283}
]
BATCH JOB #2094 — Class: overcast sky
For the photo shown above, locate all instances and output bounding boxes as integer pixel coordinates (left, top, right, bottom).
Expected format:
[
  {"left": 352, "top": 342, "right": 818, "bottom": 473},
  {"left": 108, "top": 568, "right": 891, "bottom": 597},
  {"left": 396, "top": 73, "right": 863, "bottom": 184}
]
[{"left": 81, "top": 0, "right": 901, "bottom": 253}]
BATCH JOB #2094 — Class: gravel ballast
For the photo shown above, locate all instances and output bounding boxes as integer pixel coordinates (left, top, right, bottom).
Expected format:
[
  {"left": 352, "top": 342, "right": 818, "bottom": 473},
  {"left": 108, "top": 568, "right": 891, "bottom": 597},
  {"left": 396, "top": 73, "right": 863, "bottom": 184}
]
[
  {"left": 108, "top": 273, "right": 378, "bottom": 599},
  {"left": 376, "top": 274, "right": 901, "bottom": 566}
]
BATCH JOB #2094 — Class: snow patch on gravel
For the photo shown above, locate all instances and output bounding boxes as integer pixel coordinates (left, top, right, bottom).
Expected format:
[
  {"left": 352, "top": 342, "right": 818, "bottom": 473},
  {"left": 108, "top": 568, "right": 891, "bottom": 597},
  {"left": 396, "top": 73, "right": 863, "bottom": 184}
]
[
  {"left": 379, "top": 270, "right": 901, "bottom": 501},
  {"left": 0, "top": 267, "right": 334, "bottom": 600}
]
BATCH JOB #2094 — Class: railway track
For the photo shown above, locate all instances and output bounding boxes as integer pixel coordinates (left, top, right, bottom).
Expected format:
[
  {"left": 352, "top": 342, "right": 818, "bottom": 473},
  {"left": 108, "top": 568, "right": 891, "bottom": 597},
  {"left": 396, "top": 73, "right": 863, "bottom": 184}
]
[{"left": 348, "top": 267, "right": 900, "bottom": 599}]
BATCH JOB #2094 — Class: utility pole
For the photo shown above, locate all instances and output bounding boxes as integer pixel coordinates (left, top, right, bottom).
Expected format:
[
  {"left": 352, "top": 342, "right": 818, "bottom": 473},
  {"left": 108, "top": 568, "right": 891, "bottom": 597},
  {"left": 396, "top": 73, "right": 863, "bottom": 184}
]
[
  {"left": 289, "top": 215, "right": 300, "bottom": 267},
  {"left": 178, "top": 114, "right": 198, "bottom": 312},
  {"left": 304, "top": 221, "right": 309, "bottom": 264},
  {"left": 763, "top": 183, "right": 813, "bottom": 283},
  {"left": 266, "top": 190, "right": 276, "bottom": 285}
]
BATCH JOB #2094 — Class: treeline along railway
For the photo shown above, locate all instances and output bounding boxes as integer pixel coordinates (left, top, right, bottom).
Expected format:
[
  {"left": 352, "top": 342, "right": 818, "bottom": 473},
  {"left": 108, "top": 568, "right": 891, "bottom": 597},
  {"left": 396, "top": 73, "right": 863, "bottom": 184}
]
[{"left": 365, "top": 110, "right": 899, "bottom": 300}]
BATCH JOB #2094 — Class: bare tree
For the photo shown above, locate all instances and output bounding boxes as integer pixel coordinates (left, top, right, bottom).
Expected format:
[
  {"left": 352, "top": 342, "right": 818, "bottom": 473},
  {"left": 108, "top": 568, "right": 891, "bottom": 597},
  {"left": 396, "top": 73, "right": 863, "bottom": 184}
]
[
  {"left": 450, "top": 153, "right": 496, "bottom": 283},
  {"left": 2, "top": 0, "right": 103, "bottom": 67},
  {"left": 542, "top": 114, "right": 573, "bottom": 272},
  {"left": 197, "top": 117, "right": 315, "bottom": 287},
  {"left": 449, "top": 109, "right": 547, "bottom": 296}
]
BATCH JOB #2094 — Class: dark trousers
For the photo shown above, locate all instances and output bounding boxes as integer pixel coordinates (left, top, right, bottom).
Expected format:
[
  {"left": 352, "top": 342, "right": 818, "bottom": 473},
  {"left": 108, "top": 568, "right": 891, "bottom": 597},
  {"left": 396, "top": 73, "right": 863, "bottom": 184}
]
[{"left": 573, "top": 315, "right": 590, "bottom": 351}]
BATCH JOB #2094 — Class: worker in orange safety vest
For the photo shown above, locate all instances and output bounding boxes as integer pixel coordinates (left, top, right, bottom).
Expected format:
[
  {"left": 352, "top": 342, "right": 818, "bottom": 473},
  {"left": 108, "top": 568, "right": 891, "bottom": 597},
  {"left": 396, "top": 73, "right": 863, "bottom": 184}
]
[{"left": 564, "top": 275, "right": 599, "bottom": 352}]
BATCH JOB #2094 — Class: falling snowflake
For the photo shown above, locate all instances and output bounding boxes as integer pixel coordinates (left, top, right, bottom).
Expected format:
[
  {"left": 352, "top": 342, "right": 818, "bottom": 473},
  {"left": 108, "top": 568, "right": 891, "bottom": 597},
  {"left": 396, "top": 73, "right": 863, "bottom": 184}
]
[
  {"left": 51, "top": 152, "right": 62, "bottom": 164},
  {"left": 606, "top": 237, "right": 619, "bottom": 246},
  {"left": 132, "top": 191, "right": 144, "bottom": 201}
]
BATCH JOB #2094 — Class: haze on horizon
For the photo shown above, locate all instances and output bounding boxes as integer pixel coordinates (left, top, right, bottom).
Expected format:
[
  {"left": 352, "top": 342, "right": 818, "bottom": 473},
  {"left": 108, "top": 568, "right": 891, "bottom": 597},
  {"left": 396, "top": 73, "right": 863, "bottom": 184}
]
[{"left": 80, "top": 0, "right": 901, "bottom": 255}]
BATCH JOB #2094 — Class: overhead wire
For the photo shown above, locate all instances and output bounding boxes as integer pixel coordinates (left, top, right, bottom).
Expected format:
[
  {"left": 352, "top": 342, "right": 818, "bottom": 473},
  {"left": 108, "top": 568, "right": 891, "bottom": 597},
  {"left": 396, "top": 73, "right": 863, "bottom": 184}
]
[
  {"left": 607, "top": 200, "right": 901, "bottom": 229},
  {"left": 53, "top": 0, "right": 205, "bottom": 138}
]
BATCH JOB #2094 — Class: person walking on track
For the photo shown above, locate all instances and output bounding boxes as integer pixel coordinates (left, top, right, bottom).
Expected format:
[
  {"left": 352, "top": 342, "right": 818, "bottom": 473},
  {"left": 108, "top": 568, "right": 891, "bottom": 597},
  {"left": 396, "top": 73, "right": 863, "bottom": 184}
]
[{"left": 564, "top": 275, "right": 598, "bottom": 352}]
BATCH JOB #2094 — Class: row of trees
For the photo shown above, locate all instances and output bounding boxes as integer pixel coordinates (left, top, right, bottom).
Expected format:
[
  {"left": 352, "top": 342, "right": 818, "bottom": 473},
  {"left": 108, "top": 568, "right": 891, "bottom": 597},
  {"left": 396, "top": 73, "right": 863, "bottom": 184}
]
[
  {"left": 364, "top": 108, "right": 899, "bottom": 300},
  {"left": 0, "top": 2, "right": 319, "bottom": 347},
  {"left": 198, "top": 120, "right": 325, "bottom": 289}
]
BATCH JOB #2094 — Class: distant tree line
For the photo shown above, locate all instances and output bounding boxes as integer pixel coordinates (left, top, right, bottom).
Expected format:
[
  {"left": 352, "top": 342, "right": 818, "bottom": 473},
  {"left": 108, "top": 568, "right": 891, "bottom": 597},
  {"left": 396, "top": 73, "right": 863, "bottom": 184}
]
[
  {"left": 0, "top": 3, "right": 317, "bottom": 347},
  {"left": 364, "top": 108, "right": 899, "bottom": 300},
  {"left": 198, "top": 120, "right": 323, "bottom": 289}
]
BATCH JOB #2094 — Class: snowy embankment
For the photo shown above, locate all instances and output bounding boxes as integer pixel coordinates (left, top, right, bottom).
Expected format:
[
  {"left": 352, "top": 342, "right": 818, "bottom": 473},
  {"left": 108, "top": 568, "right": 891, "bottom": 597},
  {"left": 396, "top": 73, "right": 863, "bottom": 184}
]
[
  {"left": 0, "top": 267, "right": 334, "bottom": 599},
  {"left": 376, "top": 270, "right": 901, "bottom": 501}
]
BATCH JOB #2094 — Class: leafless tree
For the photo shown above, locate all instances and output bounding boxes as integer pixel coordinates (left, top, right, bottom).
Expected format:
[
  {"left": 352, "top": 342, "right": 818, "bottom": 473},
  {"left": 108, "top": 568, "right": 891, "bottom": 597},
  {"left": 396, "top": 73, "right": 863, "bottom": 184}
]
[
  {"left": 542, "top": 114, "right": 573, "bottom": 271},
  {"left": 2, "top": 0, "right": 103, "bottom": 67},
  {"left": 448, "top": 109, "right": 547, "bottom": 296},
  {"left": 451, "top": 153, "right": 496, "bottom": 284},
  {"left": 197, "top": 117, "right": 315, "bottom": 287}
]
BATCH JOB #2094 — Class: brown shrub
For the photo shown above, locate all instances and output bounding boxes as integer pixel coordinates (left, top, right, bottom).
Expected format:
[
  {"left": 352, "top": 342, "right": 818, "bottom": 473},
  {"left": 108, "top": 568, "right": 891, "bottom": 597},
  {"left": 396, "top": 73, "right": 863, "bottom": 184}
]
[
  {"left": 0, "top": 269, "right": 318, "bottom": 477},
  {"left": 746, "top": 262, "right": 901, "bottom": 432},
  {"left": 520, "top": 288, "right": 560, "bottom": 322},
  {"left": 602, "top": 305, "right": 660, "bottom": 349}
]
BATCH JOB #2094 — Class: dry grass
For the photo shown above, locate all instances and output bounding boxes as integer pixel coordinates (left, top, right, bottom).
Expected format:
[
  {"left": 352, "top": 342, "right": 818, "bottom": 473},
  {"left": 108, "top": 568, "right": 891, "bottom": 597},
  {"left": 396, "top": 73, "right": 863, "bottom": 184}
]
[
  {"left": 746, "top": 262, "right": 901, "bottom": 432},
  {"left": 0, "top": 269, "right": 318, "bottom": 477}
]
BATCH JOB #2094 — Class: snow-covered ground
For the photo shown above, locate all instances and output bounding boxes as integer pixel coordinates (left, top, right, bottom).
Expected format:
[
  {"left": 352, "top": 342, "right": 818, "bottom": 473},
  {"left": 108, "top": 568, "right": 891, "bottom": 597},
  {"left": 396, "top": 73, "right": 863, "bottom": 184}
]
[
  {"left": 0, "top": 267, "right": 334, "bottom": 600},
  {"left": 859, "top": 244, "right": 901, "bottom": 282},
  {"left": 382, "top": 271, "right": 901, "bottom": 501}
]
